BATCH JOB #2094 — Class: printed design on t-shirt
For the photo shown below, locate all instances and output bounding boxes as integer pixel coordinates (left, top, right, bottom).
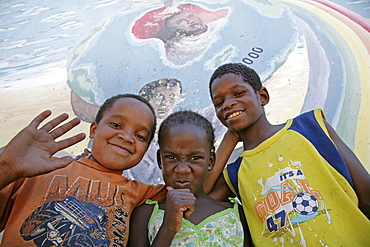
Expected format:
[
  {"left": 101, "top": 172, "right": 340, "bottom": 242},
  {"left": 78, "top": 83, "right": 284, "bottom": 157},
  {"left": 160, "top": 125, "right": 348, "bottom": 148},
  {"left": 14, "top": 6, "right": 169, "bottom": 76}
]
[
  {"left": 253, "top": 165, "right": 331, "bottom": 239},
  {"left": 291, "top": 192, "right": 319, "bottom": 223},
  {"left": 19, "top": 174, "right": 130, "bottom": 246},
  {"left": 20, "top": 196, "right": 109, "bottom": 246}
]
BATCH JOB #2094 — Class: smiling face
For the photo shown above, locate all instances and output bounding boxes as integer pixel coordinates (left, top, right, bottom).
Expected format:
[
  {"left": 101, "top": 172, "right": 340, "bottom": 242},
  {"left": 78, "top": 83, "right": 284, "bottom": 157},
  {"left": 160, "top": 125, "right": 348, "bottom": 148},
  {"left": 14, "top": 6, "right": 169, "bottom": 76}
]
[
  {"left": 158, "top": 124, "right": 215, "bottom": 195},
  {"left": 211, "top": 73, "right": 268, "bottom": 133},
  {"left": 89, "top": 97, "right": 155, "bottom": 171}
]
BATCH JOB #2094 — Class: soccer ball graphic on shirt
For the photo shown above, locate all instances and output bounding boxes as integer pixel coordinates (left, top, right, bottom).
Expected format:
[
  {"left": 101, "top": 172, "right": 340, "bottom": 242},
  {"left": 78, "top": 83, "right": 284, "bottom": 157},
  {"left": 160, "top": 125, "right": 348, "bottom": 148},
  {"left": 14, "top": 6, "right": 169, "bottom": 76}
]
[
  {"left": 292, "top": 192, "right": 319, "bottom": 215},
  {"left": 291, "top": 192, "right": 319, "bottom": 223},
  {"left": 292, "top": 192, "right": 319, "bottom": 223}
]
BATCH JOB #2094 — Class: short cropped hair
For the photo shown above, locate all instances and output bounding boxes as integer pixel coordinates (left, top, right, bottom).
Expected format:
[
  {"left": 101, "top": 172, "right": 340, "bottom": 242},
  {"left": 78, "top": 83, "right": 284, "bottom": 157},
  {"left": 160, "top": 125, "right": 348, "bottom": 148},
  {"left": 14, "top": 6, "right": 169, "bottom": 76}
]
[
  {"left": 209, "top": 63, "right": 262, "bottom": 97},
  {"left": 95, "top": 94, "right": 157, "bottom": 144},
  {"left": 158, "top": 110, "right": 215, "bottom": 152}
]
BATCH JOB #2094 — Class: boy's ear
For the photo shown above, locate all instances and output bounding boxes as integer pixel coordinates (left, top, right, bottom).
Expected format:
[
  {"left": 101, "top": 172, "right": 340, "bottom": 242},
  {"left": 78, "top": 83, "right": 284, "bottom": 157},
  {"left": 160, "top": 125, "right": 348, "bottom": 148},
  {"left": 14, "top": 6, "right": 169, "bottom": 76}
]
[
  {"left": 208, "top": 152, "right": 216, "bottom": 171},
  {"left": 156, "top": 149, "right": 163, "bottom": 170},
  {"left": 89, "top": 121, "right": 98, "bottom": 138},
  {"left": 258, "top": 87, "right": 270, "bottom": 106}
]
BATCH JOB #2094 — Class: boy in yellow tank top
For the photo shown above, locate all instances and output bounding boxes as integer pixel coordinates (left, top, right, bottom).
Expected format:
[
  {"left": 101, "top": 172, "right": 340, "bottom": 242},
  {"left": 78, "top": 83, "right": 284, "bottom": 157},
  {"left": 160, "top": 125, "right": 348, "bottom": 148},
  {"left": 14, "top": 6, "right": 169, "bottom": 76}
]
[{"left": 205, "top": 63, "right": 370, "bottom": 246}]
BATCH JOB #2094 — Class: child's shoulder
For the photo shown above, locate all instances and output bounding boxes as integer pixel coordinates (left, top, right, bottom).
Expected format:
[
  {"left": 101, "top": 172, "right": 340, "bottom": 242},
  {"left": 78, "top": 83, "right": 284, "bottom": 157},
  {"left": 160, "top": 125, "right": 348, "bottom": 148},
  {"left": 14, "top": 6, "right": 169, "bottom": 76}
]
[
  {"left": 206, "top": 196, "right": 235, "bottom": 211},
  {"left": 289, "top": 109, "right": 328, "bottom": 139},
  {"left": 291, "top": 108, "right": 324, "bottom": 125}
]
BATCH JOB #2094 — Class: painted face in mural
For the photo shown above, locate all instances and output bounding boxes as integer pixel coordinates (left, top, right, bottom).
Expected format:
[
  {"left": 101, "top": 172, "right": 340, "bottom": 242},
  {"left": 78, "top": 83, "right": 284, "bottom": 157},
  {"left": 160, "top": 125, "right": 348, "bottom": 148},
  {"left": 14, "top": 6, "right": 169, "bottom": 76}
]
[
  {"left": 140, "top": 79, "right": 183, "bottom": 121},
  {"left": 149, "top": 87, "right": 181, "bottom": 120},
  {"left": 165, "top": 12, "right": 208, "bottom": 36}
]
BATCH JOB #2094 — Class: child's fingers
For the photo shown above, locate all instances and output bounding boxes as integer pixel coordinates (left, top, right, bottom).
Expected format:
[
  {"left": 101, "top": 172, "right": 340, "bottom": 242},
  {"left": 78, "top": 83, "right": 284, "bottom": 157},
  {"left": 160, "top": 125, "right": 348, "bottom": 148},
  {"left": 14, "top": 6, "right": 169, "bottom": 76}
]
[
  {"left": 167, "top": 188, "right": 194, "bottom": 198},
  {"left": 29, "top": 110, "right": 52, "bottom": 129},
  {"left": 183, "top": 205, "right": 195, "bottom": 219},
  {"left": 180, "top": 200, "right": 195, "bottom": 219},
  {"left": 40, "top": 113, "right": 69, "bottom": 133},
  {"left": 55, "top": 133, "right": 86, "bottom": 151},
  {"left": 166, "top": 187, "right": 191, "bottom": 193},
  {"left": 49, "top": 117, "right": 82, "bottom": 140}
]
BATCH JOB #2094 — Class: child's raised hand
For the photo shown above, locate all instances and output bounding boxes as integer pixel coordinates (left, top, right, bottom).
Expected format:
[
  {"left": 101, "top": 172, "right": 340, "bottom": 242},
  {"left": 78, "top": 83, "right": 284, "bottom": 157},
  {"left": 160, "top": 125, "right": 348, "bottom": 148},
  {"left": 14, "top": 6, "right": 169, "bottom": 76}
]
[
  {"left": 163, "top": 186, "right": 196, "bottom": 234},
  {"left": 0, "top": 110, "right": 86, "bottom": 189}
]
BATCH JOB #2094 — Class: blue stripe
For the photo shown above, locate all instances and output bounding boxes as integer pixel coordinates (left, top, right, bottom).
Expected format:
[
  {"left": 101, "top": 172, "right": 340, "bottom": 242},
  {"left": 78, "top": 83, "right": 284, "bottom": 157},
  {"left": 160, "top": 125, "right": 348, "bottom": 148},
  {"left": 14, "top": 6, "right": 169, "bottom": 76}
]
[
  {"left": 289, "top": 110, "right": 354, "bottom": 187},
  {"left": 227, "top": 156, "right": 243, "bottom": 197}
]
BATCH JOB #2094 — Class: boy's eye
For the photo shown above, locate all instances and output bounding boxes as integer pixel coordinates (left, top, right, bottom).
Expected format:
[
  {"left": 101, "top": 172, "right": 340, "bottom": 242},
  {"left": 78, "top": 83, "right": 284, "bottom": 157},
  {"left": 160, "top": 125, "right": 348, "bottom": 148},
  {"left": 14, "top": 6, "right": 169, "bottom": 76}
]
[
  {"left": 235, "top": 91, "right": 245, "bottom": 96},
  {"left": 214, "top": 100, "right": 224, "bottom": 108},
  {"left": 191, "top": 156, "right": 203, "bottom": 161},
  {"left": 110, "top": 122, "right": 120, "bottom": 128},
  {"left": 164, "top": 155, "right": 176, "bottom": 160},
  {"left": 136, "top": 134, "right": 146, "bottom": 141}
]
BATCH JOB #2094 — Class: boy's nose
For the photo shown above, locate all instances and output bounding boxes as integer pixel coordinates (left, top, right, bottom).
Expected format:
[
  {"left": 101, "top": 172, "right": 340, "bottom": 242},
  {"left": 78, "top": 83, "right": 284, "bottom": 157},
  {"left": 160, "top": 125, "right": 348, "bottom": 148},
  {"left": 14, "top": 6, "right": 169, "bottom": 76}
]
[
  {"left": 117, "top": 131, "right": 134, "bottom": 143},
  {"left": 174, "top": 162, "right": 191, "bottom": 174},
  {"left": 223, "top": 99, "right": 236, "bottom": 110}
]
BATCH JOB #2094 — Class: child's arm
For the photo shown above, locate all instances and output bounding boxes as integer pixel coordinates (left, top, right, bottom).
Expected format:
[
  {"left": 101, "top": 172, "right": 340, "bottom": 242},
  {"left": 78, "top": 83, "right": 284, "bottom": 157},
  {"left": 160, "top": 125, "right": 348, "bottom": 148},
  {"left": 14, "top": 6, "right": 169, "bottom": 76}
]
[
  {"left": 0, "top": 110, "right": 86, "bottom": 190},
  {"left": 324, "top": 120, "right": 370, "bottom": 219},
  {"left": 204, "top": 129, "right": 239, "bottom": 194},
  {"left": 127, "top": 204, "right": 154, "bottom": 246},
  {"left": 238, "top": 205, "right": 252, "bottom": 247}
]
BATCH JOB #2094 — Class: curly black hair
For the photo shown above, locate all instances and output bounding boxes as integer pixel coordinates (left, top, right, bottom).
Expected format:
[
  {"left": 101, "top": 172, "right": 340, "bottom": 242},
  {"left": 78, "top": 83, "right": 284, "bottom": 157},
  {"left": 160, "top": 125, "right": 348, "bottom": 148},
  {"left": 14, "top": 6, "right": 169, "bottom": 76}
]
[
  {"left": 158, "top": 110, "right": 215, "bottom": 152},
  {"left": 209, "top": 63, "right": 262, "bottom": 98}
]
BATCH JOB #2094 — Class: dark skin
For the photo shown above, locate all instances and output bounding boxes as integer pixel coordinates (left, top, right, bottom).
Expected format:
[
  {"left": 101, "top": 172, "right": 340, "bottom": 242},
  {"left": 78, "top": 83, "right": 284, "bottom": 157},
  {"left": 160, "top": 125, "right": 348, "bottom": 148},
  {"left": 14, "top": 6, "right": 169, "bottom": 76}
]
[
  {"left": 205, "top": 73, "right": 370, "bottom": 219},
  {"left": 128, "top": 124, "right": 251, "bottom": 246},
  {"left": 0, "top": 110, "right": 86, "bottom": 190}
]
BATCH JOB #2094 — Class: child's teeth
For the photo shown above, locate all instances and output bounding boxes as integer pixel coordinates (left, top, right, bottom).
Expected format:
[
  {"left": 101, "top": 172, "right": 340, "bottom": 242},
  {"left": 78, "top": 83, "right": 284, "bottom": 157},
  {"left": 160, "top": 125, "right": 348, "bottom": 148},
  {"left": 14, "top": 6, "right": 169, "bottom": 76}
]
[{"left": 228, "top": 111, "right": 242, "bottom": 119}]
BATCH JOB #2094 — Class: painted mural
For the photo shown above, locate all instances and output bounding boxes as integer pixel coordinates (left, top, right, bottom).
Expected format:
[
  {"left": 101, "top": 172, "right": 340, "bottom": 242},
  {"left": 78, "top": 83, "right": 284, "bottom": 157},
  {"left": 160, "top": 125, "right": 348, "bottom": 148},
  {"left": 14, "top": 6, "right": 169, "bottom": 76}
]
[{"left": 1, "top": 0, "right": 369, "bottom": 186}]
